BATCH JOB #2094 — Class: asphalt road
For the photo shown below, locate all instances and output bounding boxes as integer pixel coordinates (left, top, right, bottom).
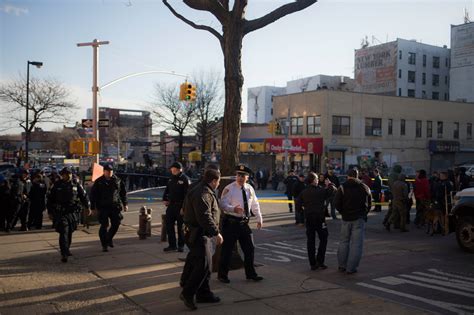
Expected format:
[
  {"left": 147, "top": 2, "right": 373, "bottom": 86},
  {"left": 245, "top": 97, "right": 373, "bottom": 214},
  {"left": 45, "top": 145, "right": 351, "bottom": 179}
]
[{"left": 122, "top": 187, "right": 474, "bottom": 315}]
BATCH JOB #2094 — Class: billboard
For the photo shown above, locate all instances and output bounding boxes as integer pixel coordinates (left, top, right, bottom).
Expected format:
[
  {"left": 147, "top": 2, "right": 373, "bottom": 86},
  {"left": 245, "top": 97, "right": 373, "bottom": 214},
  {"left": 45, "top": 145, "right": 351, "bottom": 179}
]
[
  {"left": 354, "top": 41, "right": 398, "bottom": 94},
  {"left": 451, "top": 23, "right": 474, "bottom": 69}
]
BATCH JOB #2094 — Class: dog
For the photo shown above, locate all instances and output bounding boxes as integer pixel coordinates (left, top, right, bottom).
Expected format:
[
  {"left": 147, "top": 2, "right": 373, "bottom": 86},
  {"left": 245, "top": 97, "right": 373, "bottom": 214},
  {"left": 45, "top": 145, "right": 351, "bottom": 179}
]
[{"left": 424, "top": 206, "right": 445, "bottom": 236}]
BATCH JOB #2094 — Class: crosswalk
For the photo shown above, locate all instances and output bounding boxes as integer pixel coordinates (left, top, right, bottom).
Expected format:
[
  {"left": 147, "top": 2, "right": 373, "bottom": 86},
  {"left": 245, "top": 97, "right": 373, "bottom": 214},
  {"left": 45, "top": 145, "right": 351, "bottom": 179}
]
[
  {"left": 256, "top": 240, "right": 337, "bottom": 263},
  {"left": 357, "top": 269, "right": 474, "bottom": 314}
]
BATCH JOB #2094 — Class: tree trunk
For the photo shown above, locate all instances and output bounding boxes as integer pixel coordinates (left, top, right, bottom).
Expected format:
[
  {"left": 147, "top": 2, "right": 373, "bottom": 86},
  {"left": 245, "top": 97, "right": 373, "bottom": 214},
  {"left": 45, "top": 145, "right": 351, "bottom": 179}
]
[
  {"left": 200, "top": 122, "right": 207, "bottom": 164},
  {"left": 178, "top": 132, "right": 184, "bottom": 163},
  {"left": 220, "top": 24, "right": 244, "bottom": 176}
]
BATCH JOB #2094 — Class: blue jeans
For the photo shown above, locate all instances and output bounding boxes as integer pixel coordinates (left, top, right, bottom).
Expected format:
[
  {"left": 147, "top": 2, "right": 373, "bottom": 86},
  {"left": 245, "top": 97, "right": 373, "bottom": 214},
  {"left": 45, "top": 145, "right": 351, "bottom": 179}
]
[{"left": 337, "top": 218, "right": 365, "bottom": 273}]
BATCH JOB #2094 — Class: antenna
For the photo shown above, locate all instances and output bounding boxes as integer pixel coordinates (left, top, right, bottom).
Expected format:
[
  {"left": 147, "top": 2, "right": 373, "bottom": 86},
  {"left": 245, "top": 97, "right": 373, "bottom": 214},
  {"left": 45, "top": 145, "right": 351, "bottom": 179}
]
[
  {"left": 361, "top": 35, "right": 369, "bottom": 48},
  {"left": 372, "top": 35, "right": 383, "bottom": 45},
  {"left": 464, "top": 7, "right": 471, "bottom": 23}
]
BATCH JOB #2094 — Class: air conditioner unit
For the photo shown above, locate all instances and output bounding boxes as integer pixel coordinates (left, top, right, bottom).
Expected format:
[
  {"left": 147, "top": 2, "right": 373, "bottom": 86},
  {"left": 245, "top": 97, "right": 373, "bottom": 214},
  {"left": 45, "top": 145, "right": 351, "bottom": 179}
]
[{"left": 373, "top": 129, "right": 382, "bottom": 136}]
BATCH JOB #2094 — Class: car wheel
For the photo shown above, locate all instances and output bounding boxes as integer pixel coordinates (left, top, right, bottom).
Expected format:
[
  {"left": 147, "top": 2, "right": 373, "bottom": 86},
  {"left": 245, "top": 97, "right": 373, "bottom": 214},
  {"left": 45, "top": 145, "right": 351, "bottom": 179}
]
[{"left": 455, "top": 216, "right": 474, "bottom": 253}]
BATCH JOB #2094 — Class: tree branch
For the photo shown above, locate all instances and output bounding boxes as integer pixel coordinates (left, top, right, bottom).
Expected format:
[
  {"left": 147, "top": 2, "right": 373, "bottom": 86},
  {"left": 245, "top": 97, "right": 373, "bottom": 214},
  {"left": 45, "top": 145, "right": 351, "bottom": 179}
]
[
  {"left": 162, "top": 0, "right": 224, "bottom": 43},
  {"left": 183, "top": 0, "right": 228, "bottom": 24},
  {"left": 243, "top": 0, "right": 317, "bottom": 35}
]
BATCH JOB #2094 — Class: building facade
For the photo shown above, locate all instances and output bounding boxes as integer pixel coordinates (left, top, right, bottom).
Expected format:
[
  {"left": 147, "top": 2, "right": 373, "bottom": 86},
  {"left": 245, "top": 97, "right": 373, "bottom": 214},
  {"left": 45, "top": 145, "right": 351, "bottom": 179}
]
[
  {"left": 246, "top": 86, "right": 286, "bottom": 124},
  {"left": 450, "top": 22, "right": 474, "bottom": 103},
  {"left": 272, "top": 90, "right": 474, "bottom": 173},
  {"left": 355, "top": 38, "right": 451, "bottom": 101}
]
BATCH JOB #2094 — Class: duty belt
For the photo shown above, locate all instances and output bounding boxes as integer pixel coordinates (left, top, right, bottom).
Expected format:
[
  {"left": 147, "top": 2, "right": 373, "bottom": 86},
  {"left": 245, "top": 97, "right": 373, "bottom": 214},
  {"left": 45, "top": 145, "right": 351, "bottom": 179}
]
[{"left": 224, "top": 214, "right": 249, "bottom": 224}]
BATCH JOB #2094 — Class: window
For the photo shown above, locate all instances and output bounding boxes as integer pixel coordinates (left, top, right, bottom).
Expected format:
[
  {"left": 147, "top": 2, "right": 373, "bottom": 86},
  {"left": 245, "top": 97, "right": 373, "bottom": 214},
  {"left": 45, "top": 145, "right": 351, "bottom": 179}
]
[
  {"left": 432, "top": 74, "right": 440, "bottom": 86},
  {"left": 433, "top": 56, "right": 440, "bottom": 68},
  {"left": 398, "top": 88, "right": 402, "bottom": 96},
  {"left": 388, "top": 119, "right": 393, "bottom": 135},
  {"left": 432, "top": 92, "right": 439, "bottom": 100},
  {"left": 454, "top": 122, "right": 459, "bottom": 139},
  {"left": 416, "top": 120, "right": 422, "bottom": 138},
  {"left": 422, "top": 90, "right": 427, "bottom": 99},
  {"left": 423, "top": 54, "right": 427, "bottom": 67},
  {"left": 399, "top": 50, "right": 402, "bottom": 60},
  {"left": 444, "top": 93, "right": 449, "bottom": 101},
  {"left": 307, "top": 116, "right": 321, "bottom": 135},
  {"left": 445, "top": 76, "right": 448, "bottom": 85},
  {"left": 445, "top": 57, "right": 449, "bottom": 67},
  {"left": 437, "top": 121, "right": 443, "bottom": 138},
  {"left": 468, "top": 123, "right": 472, "bottom": 140},
  {"left": 408, "top": 89, "right": 415, "bottom": 97},
  {"left": 398, "top": 69, "right": 402, "bottom": 79},
  {"left": 427, "top": 121, "right": 433, "bottom": 138},
  {"left": 365, "top": 118, "right": 382, "bottom": 136},
  {"left": 408, "top": 71, "right": 416, "bottom": 83},
  {"left": 332, "top": 116, "right": 351, "bottom": 135},
  {"left": 422, "top": 73, "right": 426, "bottom": 85},
  {"left": 401, "top": 119, "right": 406, "bottom": 136},
  {"left": 408, "top": 52, "right": 416, "bottom": 65},
  {"left": 291, "top": 117, "right": 304, "bottom": 135}
]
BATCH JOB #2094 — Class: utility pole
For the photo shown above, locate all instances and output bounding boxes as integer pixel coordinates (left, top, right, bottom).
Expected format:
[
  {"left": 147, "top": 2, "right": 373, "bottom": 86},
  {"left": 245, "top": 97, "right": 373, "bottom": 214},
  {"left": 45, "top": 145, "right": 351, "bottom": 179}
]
[
  {"left": 77, "top": 39, "right": 109, "bottom": 164},
  {"left": 284, "top": 107, "right": 290, "bottom": 174}
]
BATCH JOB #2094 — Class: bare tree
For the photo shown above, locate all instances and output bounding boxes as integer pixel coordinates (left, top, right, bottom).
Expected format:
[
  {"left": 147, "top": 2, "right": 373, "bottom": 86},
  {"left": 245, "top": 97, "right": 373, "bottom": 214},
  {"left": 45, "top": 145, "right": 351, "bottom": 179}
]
[
  {"left": 0, "top": 77, "right": 78, "bottom": 133},
  {"left": 163, "top": 0, "right": 318, "bottom": 175},
  {"left": 46, "top": 127, "right": 81, "bottom": 156},
  {"left": 107, "top": 126, "right": 141, "bottom": 161},
  {"left": 151, "top": 84, "right": 196, "bottom": 162},
  {"left": 192, "top": 70, "right": 224, "bottom": 162}
]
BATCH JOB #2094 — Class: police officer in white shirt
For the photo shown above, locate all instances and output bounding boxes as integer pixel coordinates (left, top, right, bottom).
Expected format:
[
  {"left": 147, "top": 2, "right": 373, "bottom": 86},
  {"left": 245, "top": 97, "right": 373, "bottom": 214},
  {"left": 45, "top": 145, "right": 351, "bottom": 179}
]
[{"left": 218, "top": 164, "right": 263, "bottom": 283}]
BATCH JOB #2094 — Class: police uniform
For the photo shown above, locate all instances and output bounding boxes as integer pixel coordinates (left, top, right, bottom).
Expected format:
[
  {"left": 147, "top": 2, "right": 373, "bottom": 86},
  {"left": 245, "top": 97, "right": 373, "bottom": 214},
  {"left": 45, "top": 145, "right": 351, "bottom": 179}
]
[
  {"left": 47, "top": 167, "right": 90, "bottom": 262},
  {"left": 218, "top": 165, "right": 263, "bottom": 282},
  {"left": 163, "top": 162, "right": 190, "bottom": 251},
  {"left": 90, "top": 165, "right": 128, "bottom": 251}
]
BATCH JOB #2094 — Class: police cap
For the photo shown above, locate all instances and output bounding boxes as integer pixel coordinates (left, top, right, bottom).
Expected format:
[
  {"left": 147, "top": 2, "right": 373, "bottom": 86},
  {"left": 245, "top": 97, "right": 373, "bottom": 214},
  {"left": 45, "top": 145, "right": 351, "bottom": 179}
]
[
  {"left": 170, "top": 162, "right": 183, "bottom": 170},
  {"left": 235, "top": 164, "right": 252, "bottom": 175},
  {"left": 103, "top": 164, "right": 114, "bottom": 171}
]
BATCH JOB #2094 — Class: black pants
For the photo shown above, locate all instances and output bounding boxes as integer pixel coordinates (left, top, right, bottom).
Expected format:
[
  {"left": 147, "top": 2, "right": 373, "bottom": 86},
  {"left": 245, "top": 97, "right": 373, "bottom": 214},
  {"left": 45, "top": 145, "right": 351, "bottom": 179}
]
[
  {"left": 287, "top": 194, "right": 293, "bottom": 211},
  {"left": 305, "top": 215, "right": 328, "bottom": 267},
  {"left": 181, "top": 236, "right": 213, "bottom": 299},
  {"left": 28, "top": 204, "right": 45, "bottom": 229},
  {"left": 218, "top": 217, "right": 257, "bottom": 279},
  {"left": 98, "top": 207, "right": 122, "bottom": 247},
  {"left": 9, "top": 201, "right": 23, "bottom": 229},
  {"left": 166, "top": 202, "right": 184, "bottom": 248},
  {"left": 55, "top": 215, "right": 76, "bottom": 256},
  {"left": 373, "top": 191, "right": 382, "bottom": 212}
]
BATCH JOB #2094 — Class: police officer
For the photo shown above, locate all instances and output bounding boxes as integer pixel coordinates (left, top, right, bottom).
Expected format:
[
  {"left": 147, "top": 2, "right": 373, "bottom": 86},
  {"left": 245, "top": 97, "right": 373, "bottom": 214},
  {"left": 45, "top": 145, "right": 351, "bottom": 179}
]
[
  {"left": 296, "top": 172, "right": 336, "bottom": 270},
  {"left": 47, "top": 167, "right": 91, "bottom": 262},
  {"left": 180, "top": 168, "right": 223, "bottom": 310},
  {"left": 0, "top": 175, "right": 11, "bottom": 231},
  {"left": 90, "top": 164, "right": 128, "bottom": 252},
  {"left": 218, "top": 164, "right": 263, "bottom": 283},
  {"left": 163, "top": 162, "right": 190, "bottom": 252},
  {"left": 8, "top": 169, "right": 27, "bottom": 231},
  {"left": 27, "top": 173, "right": 48, "bottom": 229}
]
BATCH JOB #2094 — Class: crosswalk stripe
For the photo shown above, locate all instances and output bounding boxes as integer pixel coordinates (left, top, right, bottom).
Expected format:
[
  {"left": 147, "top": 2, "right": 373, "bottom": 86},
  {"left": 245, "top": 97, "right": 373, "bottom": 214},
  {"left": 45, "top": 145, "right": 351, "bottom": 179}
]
[
  {"left": 274, "top": 241, "right": 304, "bottom": 249},
  {"left": 374, "top": 276, "right": 474, "bottom": 298},
  {"left": 255, "top": 247, "right": 306, "bottom": 259},
  {"left": 398, "top": 274, "right": 474, "bottom": 292},
  {"left": 411, "top": 272, "right": 474, "bottom": 289},
  {"left": 259, "top": 243, "right": 307, "bottom": 253},
  {"left": 428, "top": 269, "right": 474, "bottom": 282}
]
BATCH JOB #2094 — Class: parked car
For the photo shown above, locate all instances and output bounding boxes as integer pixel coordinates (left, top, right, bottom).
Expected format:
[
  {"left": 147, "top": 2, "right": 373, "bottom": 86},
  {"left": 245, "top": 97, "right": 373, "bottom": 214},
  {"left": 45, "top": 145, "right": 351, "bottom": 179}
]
[
  {"left": 449, "top": 188, "right": 474, "bottom": 253},
  {"left": 0, "top": 163, "right": 16, "bottom": 175}
]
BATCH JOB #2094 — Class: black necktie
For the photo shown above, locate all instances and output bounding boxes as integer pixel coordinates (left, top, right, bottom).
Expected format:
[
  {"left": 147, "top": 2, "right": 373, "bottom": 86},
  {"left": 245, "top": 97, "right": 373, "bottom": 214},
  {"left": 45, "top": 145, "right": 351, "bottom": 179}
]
[{"left": 241, "top": 187, "right": 250, "bottom": 218}]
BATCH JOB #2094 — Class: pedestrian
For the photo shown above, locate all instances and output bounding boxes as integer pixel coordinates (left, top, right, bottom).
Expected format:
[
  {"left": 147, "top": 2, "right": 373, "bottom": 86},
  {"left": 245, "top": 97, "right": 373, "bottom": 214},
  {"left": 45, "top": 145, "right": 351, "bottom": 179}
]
[
  {"left": 47, "top": 167, "right": 91, "bottom": 262},
  {"left": 387, "top": 174, "right": 409, "bottom": 232},
  {"left": 162, "top": 162, "right": 190, "bottom": 253},
  {"left": 8, "top": 169, "right": 27, "bottom": 231},
  {"left": 284, "top": 170, "right": 298, "bottom": 213},
  {"left": 0, "top": 175, "right": 11, "bottom": 231},
  {"left": 292, "top": 173, "right": 307, "bottom": 225},
  {"left": 256, "top": 169, "right": 263, "bottom": 190},
  {"left": 13, "top": 169, "right": 31, "bottom": 231},
  {"left": 429, "top": 171, "right": 440, "bottom": 202},
  {"left": 218, "top": 164, "right": 263, "bottom": 284},
  {"left": 296, "top": 172, "right": 336, "bottom": 270},
  {"left": 27, "top": 173, "right": 48, "bottom": 229},
  {"left": 372, "top": 169, "right": 383, "bottom": 212},
  {"left": 433, "top": 171, "right": 454, "bottom": 233},
  {"left": 334, "top": 169, "right": 372, "bottom": 274},
  {"left": 180, "top": 168, "right": 223, "bottom": 310},
  {"left": 383, "top": 165, "right": 402, "bottom": 227},
  {"left": 414, "top": 170, "right": 430, "bottom": 227},
  {"left": 90, "top": 164, "right": 128, "bottom": 252}
]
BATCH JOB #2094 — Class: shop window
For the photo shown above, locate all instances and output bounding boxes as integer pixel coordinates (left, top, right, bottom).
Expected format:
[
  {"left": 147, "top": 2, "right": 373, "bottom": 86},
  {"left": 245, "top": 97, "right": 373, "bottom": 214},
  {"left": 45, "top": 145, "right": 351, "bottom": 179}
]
[
  {"left": 427, "top": 120, "right": 433, "bottom": 138},
  {"left": 307, "top": 116, "right": 321, "bottom": 135},
  {"left": 291, "top": 117, "right": 303, "bottom": 135},
  {"left": 365, "top": 118, "right": 382, "bottom": 136},
  {"left": 332, "top": 116, "right": 350, "bottom": 135}
]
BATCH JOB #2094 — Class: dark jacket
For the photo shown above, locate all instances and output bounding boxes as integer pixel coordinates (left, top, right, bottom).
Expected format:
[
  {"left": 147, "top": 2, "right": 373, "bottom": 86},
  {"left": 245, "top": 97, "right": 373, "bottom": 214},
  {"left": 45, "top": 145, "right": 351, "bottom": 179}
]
[
  {"left": 325, "top": 174, "right": 340, "bottom": 188},
  {"left": 392, "top": 180, "right": 408, "bottom": 203},
  {"left": 372, "top": 175, "right": 382, "bottom": 193},
  {"left": 9, "top": 176, "right": 26, "bottom": 204},
  {"left": 163, "top": 172, "right": 190, "bottom": 203},
  {"left": 29, "top": 180, "right": 47, "bottom": 210},
  {"left": 183, "top": 182, "right": 220, "bottom": 237},
  {"left": 292, "top": 181, "right": 306, "bottom": 198},
  {"left": 434, "top": 179, "right": 454, "bottom": 210},
  {"left": 284, "top": 175, "right": 299, "bottom": 195},
  {"left": 47, "top": 179, "right": 90, "bottom": 215},
  {"left": 296, "top": 184, "right": 336, "bottom": 220},
  {"left": 90, "top": 175, "right": 127, "bottom": 210},
  {"left": 334, "top": 179, "right": 372, "bottom": 221}
]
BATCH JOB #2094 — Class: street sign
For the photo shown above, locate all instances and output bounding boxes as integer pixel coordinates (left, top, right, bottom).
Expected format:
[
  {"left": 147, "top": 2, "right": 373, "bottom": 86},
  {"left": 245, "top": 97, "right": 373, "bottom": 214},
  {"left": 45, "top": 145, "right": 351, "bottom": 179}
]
[
  {"left": 98, "top": 119, "right": 109, "bottom": 128},
  {"left": 282, "top": 139, "right": 292, "bottom": 150},
  {"left": 82, "top": 119, "right": 93, "bottom": 128}
]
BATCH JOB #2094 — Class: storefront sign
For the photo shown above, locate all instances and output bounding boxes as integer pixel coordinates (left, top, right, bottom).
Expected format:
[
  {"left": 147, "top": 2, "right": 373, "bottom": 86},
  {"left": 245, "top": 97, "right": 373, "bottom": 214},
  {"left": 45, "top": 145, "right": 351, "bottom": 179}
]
[
  {"left": 240, "top": 142, "right": 265, "bottom": 153},
  {"left": 428, "top": 140, "right": 460, "bottom": 153},
  {"left": 265, "top": 138, "right": 323, "bottom": 154}
]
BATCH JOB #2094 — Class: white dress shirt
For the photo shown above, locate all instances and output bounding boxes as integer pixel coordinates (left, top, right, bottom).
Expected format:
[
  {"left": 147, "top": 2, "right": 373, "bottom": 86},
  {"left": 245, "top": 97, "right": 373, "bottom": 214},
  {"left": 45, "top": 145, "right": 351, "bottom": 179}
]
[{"left": 220, "top": 181, "right": 263, "bottom": 224}]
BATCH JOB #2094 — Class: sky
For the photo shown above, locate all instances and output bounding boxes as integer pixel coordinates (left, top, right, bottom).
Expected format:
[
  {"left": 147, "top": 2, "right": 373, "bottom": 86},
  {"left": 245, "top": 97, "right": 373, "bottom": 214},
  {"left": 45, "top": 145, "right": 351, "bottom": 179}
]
[{"left": 1, "top": 0, "right": 473, "bottom": 135}]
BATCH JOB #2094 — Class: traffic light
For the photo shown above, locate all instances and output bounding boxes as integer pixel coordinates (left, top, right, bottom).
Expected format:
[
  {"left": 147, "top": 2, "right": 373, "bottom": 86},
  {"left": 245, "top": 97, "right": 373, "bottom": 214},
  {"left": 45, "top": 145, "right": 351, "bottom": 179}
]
[
  {"left": 69, "top": 140, "right": 85, "bottom": 155},
  {"left": 275, "top": 121, "right": 281, "bottom": 135},
  {"left": 185, "top": 83, "right": 197, "bottom": 102},
  {"left": 88, "top": 140, "right": 100, "bottom": 155},
  {"left": 267, "top": 121, "right": 275, "bottom": 134},
  {"left": 179, "top": 83, "right": 186, "bottom": 101}
]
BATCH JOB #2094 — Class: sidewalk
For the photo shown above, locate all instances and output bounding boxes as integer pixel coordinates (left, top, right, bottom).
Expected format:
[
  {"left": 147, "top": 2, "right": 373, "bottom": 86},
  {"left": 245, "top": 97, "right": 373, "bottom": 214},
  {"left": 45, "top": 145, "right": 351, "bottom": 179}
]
[{"left": 0, "top": 210, "right": 427, "bottom": 314}]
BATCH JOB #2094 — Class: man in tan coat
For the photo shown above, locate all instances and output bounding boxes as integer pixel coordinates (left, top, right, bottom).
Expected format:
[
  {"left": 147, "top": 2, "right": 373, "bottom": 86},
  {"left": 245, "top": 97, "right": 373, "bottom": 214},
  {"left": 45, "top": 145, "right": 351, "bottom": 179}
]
[{"left": 388, "top": 174, "right": 409, "bottom": 232}]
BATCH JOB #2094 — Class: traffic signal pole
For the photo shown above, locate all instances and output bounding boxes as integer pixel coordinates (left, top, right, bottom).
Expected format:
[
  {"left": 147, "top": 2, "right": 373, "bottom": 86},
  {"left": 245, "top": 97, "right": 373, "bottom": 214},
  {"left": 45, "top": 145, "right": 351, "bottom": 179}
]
[{"left": 77, "top": 39, "right": 109, "bottom": 164}]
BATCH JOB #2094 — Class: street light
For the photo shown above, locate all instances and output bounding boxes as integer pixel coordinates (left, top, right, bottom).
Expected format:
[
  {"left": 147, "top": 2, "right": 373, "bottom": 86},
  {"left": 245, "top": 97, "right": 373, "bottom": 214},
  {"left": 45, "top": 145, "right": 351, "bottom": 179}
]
[{"left": 25, "top": 60, "right": 43, "bottom": 165}]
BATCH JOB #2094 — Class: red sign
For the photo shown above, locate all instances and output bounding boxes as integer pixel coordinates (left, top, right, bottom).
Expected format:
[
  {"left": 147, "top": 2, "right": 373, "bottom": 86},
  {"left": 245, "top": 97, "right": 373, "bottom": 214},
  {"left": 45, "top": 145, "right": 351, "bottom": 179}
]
[{"left": 265, "top": 138, "right": 323, "bottom": 154}]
